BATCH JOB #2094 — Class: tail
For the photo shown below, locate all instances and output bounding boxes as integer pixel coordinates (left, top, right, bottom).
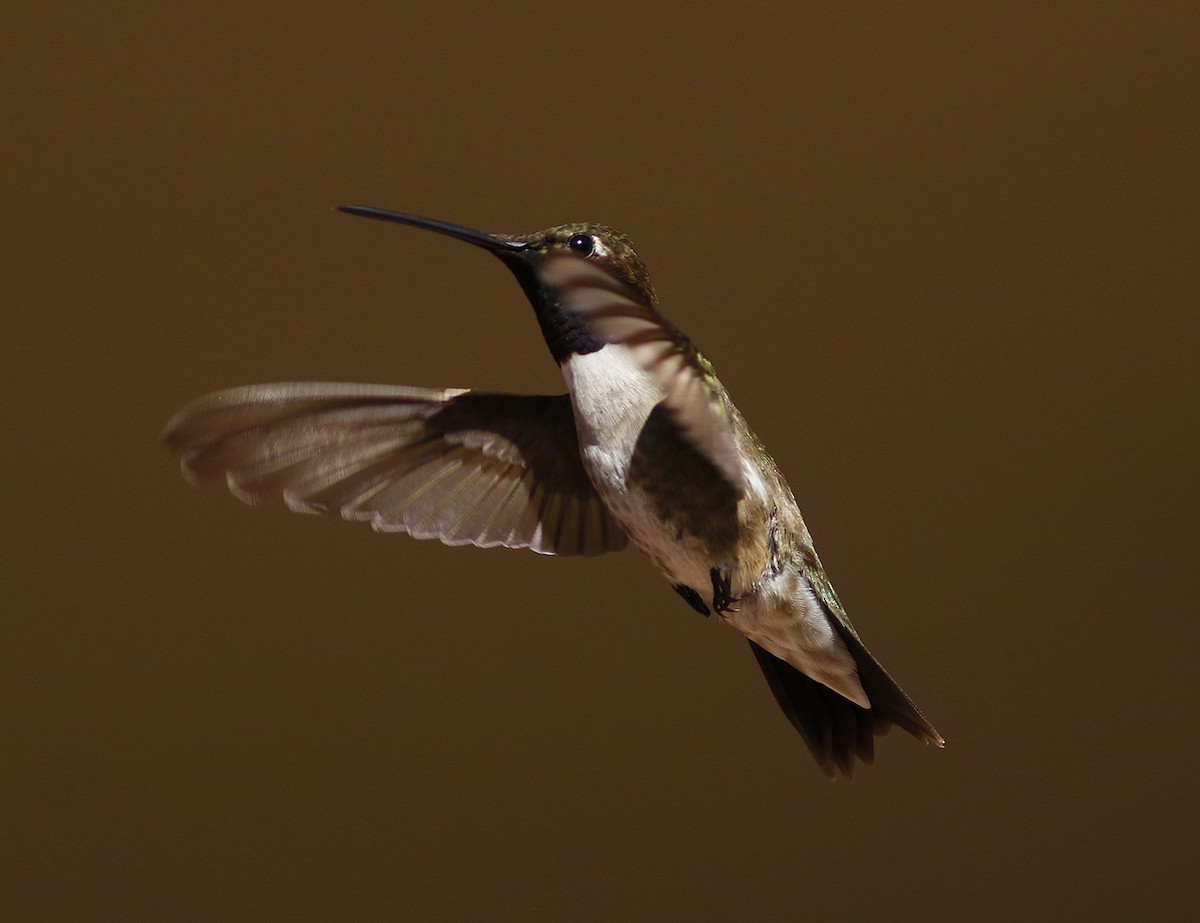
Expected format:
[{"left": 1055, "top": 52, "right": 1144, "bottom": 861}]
[{"left": 749, "top": 624, "right": 944, "bottom": 779}]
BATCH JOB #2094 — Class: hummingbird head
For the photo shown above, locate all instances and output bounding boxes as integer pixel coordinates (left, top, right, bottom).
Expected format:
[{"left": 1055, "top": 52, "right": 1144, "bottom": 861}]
[{"left": 338, "top": 205, "right": 657, "bottom": 363}]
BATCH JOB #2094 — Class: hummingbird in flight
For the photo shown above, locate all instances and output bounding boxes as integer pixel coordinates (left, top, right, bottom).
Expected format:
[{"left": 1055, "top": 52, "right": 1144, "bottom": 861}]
[{"left": 164, "top": 205, "right": 944, "bottom": 778}]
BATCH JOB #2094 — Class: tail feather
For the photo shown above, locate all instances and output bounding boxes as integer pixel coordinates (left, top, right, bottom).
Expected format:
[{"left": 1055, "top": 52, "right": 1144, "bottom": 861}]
[
  {"left": 832, "top": 621, "right": 944, "bottom": 749},
  {"left": 749, "top": 628, "right": 943, "bottom": 779},
  {"left": 749, "top": 641, "right": 875, "bottom": 778}
]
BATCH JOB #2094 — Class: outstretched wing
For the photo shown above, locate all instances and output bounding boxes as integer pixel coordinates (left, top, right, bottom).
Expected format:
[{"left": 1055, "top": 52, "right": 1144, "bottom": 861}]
[
  {"left": 540, "top": 254, "right": 747, "bottom": 495},
  {"left": 164, "top": 382, "right": 628, "bottom": 556}
]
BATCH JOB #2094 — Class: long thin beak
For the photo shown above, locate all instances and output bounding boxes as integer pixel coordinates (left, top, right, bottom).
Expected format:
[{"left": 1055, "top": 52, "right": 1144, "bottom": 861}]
[{"left": 337, "top": 205, "right": 528, "bottom": 258}]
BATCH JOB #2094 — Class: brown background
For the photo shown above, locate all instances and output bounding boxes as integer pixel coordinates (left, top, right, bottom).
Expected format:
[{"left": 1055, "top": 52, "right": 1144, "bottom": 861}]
[{"left": 4, "top": 2, "right": 1195, "bottom": 920}]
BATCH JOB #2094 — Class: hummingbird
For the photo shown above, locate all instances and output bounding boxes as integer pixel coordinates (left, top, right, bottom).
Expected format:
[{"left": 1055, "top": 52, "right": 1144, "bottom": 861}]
[{"left": 164, "top": 204, "right": 944, "bottom": 778}]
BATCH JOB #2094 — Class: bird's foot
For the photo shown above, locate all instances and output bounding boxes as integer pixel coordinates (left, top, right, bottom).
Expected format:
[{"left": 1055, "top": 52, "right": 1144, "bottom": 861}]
[
  {"left": 672, "top": 583, "right": 711, "bottom": 616},
  {"left": 710, "top": 567, "right": 739, "bottom": 614}
]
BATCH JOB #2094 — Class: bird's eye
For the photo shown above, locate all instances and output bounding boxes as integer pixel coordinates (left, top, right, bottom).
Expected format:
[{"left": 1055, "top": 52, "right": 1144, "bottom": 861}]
[{"left": 567, "top": 233, "right": 595, "bottom": 256}]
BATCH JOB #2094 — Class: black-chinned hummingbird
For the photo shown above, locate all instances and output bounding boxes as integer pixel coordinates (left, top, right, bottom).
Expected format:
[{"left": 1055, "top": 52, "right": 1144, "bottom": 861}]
[{"left": 164, "top": 205, "right": 944, "bottom": 778}]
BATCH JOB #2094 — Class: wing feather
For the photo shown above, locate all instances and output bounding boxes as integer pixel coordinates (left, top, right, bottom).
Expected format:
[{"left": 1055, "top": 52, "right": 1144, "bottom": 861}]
[{"left": 164, "top": 382, "right": 628, "bottom": 557}]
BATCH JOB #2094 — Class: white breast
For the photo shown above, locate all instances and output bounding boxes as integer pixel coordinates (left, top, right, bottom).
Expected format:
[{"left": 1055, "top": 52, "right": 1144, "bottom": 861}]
[
  {"left": 560, "top": 345, "right": 719, "bottom": 587},
  {"left": 560, "top": 345, "right": 663, "bottom": 488}
]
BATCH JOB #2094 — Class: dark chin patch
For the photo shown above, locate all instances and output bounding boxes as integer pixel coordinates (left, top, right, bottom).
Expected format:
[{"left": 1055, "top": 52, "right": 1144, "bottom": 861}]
[{"left": 503, "top": 258, "right": 605, "bottom": 363}]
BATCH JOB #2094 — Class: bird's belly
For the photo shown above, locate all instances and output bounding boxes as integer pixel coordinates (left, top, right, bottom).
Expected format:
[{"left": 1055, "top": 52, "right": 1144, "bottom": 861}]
[
  {"left": 587, "top": 463, "right": 721, "bottom": 588},
  {"left": 725, "top": 569, "right": 870, "bottom": 708},
  {"left": 563, "top": 344, "right": 744, "bottom": 591}
]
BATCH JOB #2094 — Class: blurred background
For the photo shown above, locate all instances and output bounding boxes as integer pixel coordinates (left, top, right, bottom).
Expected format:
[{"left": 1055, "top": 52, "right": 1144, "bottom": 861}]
[{"left": 4, "top": 2, "right": 1195, "bottom": 919}]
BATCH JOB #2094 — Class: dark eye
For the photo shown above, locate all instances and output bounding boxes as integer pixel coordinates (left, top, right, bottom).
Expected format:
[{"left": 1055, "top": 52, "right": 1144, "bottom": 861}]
[{"left": 567, "top": 233, "right": 595, "bottom": 256}]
